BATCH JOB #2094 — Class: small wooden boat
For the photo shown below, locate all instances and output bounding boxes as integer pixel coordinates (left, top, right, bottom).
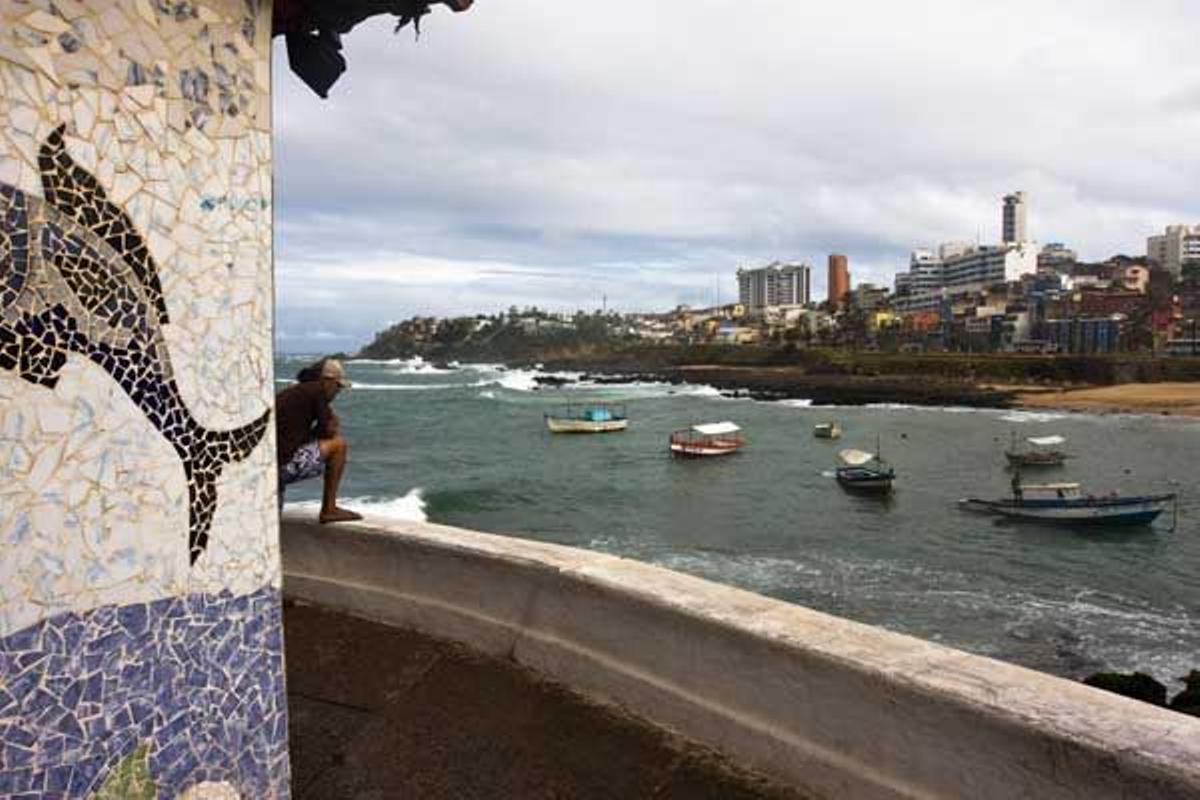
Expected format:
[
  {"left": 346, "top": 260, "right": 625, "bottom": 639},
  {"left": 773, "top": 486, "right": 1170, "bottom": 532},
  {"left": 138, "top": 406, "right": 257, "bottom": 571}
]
[
  {"left": 960, "top": 476, "right": 1176, "bottom": 527},
  {"left": 669, "top": 421, "right": 745, "bottom": 458},
  {"left": 1005, "top": 433, "right": 1071, "bottom": 467},
  {"left": 544, "top": 403, "right": 628, "bottom": 434},
  {"left": 813, "top": 422, "right": 842, "bottom": 440},
  {"left": 835, "top": 447, "right": 895, "bottom": 494}
]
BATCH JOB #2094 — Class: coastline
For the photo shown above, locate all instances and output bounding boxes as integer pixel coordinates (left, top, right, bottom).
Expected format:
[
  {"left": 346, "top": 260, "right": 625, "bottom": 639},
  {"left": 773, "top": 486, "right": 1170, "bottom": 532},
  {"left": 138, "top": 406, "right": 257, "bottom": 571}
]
[
  {"left": 1011, "top": 382, "right": 1200, "bottom": 418},
  {"left": 568, "top": 364, "right": 1020, "bottom": 408},
  {"left": 551, "top": 362, "right": 1200, "bottom": 418}
]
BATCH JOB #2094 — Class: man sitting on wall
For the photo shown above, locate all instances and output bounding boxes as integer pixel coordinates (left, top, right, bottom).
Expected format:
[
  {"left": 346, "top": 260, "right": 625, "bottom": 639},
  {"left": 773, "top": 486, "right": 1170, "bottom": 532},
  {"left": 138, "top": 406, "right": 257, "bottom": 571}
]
[{"left": 276, "top": 358, "right": 364, "bottom": 522}]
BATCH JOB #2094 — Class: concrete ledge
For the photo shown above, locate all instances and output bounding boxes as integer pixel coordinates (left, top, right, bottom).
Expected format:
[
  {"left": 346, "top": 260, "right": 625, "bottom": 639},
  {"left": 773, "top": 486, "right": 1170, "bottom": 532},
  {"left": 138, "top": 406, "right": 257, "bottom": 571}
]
[{"left": 281, "top": 512, "right": 1200, "bottom": 800}]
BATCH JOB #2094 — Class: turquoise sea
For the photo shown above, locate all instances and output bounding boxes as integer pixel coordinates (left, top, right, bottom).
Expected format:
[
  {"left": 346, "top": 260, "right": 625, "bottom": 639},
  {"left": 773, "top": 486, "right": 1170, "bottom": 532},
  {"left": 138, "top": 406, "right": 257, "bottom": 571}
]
[{"left": 278, "top": 356, "right": 1200, "bottom": 688}]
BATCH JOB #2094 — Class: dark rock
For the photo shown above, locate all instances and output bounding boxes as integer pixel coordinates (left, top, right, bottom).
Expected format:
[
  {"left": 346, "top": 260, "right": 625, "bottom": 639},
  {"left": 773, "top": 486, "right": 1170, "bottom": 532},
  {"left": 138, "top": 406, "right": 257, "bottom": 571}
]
[
  {"left": 1169, "top": 671, "right": 1200, "bottom": 717},
  {"left": 534, "top": 375, "right": 574, "bottom": 387},
  {"left": 1082, "top": 672, "right": 1167, "bottom": 706}
]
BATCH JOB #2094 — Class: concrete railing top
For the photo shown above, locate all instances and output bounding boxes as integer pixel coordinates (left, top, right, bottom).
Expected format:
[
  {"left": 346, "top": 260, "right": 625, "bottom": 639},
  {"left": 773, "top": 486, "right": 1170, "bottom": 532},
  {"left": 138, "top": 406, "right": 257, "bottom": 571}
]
[{"left": 280, "top": 512, "right": 1200, "bottom": 800}]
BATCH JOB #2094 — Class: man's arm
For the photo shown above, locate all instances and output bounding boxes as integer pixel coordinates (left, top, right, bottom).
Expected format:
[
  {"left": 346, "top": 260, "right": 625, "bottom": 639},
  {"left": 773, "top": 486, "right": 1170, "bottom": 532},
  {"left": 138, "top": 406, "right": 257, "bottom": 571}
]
[{"left": 313, "top": 393, "right": 339, "bottom": 439}]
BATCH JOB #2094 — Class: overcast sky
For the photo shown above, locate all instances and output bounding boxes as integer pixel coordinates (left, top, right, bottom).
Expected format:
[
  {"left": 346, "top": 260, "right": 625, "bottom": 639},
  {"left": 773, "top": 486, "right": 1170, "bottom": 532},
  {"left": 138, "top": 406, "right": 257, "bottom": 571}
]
[{"left": 272, "top": 0, "right": 1200, "bottom": 353}]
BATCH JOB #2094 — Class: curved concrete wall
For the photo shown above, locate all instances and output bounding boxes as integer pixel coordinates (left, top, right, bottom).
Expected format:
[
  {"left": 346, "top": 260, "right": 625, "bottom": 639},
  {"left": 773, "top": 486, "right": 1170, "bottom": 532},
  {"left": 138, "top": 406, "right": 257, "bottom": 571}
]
[{"left": 281, "top": 513, "right": 1200, "bottom": 800}]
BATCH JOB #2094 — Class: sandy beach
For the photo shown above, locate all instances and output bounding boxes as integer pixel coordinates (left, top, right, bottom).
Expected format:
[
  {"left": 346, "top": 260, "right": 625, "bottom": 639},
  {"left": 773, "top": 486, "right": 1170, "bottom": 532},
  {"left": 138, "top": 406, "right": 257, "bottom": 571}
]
[{"left": 1015, "top": 382, "right": 1200, "bottom": 417}]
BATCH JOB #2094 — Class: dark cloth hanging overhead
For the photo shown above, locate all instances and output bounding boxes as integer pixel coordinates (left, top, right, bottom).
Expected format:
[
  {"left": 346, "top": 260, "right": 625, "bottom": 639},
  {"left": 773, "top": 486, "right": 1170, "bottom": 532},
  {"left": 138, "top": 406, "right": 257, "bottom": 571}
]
[{"left": 274, "top": 1, "right": 473, "bottom": 97}]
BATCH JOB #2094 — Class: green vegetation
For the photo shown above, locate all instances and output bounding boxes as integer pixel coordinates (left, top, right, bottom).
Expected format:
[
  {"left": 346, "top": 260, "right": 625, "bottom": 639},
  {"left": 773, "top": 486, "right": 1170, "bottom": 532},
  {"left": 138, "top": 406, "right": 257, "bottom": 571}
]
[
  {"left": 357, "top": 309, "right": 623, "bottom": 363},
  {"left": 95, "top": 745, "right": 157, "bottom": 800}
]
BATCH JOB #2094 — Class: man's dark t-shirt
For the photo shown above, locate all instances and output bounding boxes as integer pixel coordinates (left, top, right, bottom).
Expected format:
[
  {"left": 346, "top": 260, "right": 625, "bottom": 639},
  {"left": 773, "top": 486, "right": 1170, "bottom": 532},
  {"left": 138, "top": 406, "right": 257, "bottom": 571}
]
[{"left": 275, "top": 381, "right": 335, "bottom": 466}]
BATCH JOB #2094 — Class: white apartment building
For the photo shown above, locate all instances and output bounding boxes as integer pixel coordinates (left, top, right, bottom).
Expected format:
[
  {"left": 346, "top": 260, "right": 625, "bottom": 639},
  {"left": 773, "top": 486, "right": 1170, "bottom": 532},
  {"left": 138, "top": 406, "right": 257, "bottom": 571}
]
[
  {"left": 941, "top": 243, "right": 1038, "bottom": 293},
  {"left": 737, "top": 262, "right": 811, "bottom": 311},
  {"left": 1147, "top": 224, "right": 1200, "bottom": 276},
  {"left": 893, "top": 244, "right": 1037, "bottom": 312}
]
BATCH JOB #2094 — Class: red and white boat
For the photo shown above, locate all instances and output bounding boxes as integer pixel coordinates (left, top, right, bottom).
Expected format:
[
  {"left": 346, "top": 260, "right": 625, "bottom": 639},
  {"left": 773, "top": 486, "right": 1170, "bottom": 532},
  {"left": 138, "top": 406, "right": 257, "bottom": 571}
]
[{"left": 669, "top": 422, "right": 746, "bottom": 458}]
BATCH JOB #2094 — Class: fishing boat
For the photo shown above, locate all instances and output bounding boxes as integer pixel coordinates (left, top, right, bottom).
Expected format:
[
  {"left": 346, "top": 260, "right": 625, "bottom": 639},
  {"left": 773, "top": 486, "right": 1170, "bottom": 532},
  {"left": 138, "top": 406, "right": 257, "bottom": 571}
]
[
  {"left": 835, "top": 447, "right": 895, "bottom": 494},
  {"left": 813, "top": 422, "right": 842, "bottom": 440},
  {"left": 1005, "top": 433, "right": 1071, "bottom": 467},
  {"left": 669, "top": 421, "right": 745, "bottom": 458},
  {"left": 544, "top": 403, "right": 628, "bottom": 434},
  {"left": 960, "top": 476, "right": 1176, "bottom": 527}
]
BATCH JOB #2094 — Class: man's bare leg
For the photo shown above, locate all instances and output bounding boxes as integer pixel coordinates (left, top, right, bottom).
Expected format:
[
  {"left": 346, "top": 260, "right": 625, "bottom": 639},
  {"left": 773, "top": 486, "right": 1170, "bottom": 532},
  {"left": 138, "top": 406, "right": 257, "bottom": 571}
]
[{"left": 317, "top": 436, "right": 363, "bottom": 523}]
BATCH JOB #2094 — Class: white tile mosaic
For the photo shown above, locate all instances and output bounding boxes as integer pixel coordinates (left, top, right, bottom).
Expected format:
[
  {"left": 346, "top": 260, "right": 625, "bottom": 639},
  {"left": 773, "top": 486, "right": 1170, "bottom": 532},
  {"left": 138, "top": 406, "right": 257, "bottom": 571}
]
[{"left": 0, "top": 0, "right": 278, "bottom": 634}]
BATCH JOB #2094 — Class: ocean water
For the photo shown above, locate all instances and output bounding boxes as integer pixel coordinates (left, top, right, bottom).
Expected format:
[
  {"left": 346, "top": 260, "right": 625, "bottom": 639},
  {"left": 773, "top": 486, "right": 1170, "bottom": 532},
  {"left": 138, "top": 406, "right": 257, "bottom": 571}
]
[{"left": 278, "top": 356, "right": 1200, "bottom": 688}]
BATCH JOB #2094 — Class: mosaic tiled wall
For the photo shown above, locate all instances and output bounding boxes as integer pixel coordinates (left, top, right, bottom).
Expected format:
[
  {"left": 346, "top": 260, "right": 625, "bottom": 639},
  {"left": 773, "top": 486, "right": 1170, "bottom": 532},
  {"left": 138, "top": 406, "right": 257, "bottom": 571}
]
[{"left": 0, "top": 0, "right": 287, "bottom": 797}]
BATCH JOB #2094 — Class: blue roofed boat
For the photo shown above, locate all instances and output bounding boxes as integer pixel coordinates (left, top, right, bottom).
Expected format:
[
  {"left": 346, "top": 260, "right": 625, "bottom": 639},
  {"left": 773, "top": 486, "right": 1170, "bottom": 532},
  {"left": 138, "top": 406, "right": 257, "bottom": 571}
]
[{"left": 545, "top": 402, "right": 628, "bottom": 434}]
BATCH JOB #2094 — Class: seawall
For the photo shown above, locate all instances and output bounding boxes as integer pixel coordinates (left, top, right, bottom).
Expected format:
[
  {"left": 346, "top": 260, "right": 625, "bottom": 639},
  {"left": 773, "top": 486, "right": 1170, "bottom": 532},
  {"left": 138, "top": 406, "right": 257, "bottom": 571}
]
[{"left": 281, "top": 513, "right": 1200, "bottom": 800}]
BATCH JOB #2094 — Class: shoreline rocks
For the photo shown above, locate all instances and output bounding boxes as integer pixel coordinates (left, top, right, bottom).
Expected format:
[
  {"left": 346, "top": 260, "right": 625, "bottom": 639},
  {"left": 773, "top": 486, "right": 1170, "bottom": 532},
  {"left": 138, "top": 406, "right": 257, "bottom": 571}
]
[{"left": 569, "top": 365, "right": 1018, "bottom": 409}]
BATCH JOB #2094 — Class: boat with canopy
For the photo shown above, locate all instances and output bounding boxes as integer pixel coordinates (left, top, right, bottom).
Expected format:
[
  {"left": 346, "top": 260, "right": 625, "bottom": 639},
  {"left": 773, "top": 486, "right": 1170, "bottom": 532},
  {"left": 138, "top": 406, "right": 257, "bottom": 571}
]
[
  {"left": 1004, "top": 433, "right": 1071, "bottom": 467},
  {"left": 544, "top": 402, "right": 628, "bottom": 433},
  {"left": 835, "top": 444, "right": 895, "bottom": 494},
  {"left": 669, "top": 421, "right": 746, "bottom": 458},
  {"left": 960, "top": 476, "right": 1176, "bottom": 527}
]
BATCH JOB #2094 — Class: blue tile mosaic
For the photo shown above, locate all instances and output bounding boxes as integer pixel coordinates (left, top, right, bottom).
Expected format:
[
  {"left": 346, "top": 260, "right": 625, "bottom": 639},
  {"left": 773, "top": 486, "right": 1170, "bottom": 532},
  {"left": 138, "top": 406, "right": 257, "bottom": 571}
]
[{"left": 0, "top": 587, "right": 289, "bottom": 798}]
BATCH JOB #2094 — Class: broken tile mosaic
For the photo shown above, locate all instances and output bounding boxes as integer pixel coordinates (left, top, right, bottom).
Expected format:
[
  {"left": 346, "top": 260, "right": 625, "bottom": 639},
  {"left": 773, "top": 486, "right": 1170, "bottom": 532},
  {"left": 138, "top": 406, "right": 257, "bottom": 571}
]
[
  {"left": 0, "top": 588, "right": 289, "bottom": 798},
  {"left": 1, "top": 0, "right": 286, "bottom": 795}
]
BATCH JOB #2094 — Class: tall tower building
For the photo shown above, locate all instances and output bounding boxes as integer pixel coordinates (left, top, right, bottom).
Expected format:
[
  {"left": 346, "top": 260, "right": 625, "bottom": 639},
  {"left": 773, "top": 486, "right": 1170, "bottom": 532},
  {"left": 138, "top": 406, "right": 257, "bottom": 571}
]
[
  {"left": 827, "top": 254, "right": 850, "bottom": 308},
  {"left": 1002, "top": 191, "right": 1028, "bottom": 245}
]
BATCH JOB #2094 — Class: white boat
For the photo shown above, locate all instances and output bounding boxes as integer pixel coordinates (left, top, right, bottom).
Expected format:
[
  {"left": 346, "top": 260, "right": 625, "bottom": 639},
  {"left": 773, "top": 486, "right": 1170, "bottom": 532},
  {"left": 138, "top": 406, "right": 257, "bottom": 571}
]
[
  {"left": 961, "top": 481, "right": 1176, "bottom": 526},
  {"left": 813, "top": 422, "right": 842, "bottom": 439},
  {"left": 669, "top": 421, "right": 746, "bottom": 458},
  {"left": 1004, "top": 433, "right": 1071, "bottom": 467},
  {"left": 544, "top": 403, "right": 628, "bottom": 434}
]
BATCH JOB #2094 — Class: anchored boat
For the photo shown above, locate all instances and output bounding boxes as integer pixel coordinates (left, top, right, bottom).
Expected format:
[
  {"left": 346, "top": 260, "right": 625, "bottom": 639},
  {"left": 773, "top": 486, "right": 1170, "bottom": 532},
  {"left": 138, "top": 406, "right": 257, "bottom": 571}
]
[
  {"left": 836, "top": 446, "right": 895, "bottom": 494},
  {"left": 813, "top": 422, "right": 842, "bottom": 440},
  {"left": 544, "top": 403, "right": 628, "bottom": 434},
  {"left": 961, "top": 478, "right": 1176, "bottom": 527},
  {"left": 669, "top": 421, "right": 745, "bottom": 458},
  {"left": 1005, "top": 433, "right": 1071, "bottom": 467}
]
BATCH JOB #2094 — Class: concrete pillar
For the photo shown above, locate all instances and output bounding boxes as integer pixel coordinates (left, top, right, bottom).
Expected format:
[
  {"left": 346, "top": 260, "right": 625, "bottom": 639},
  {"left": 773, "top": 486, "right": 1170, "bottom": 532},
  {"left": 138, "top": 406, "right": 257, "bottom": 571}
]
[{"left": 0, "top": 1, "right": 286, "bottom": 796}]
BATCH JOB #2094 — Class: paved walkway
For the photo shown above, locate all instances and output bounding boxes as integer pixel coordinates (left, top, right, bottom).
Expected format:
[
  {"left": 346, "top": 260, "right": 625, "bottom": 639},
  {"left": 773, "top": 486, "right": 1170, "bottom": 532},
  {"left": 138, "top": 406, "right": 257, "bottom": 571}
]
[{"left": 285, "top": 600, "right": 812, "bottom": 799}]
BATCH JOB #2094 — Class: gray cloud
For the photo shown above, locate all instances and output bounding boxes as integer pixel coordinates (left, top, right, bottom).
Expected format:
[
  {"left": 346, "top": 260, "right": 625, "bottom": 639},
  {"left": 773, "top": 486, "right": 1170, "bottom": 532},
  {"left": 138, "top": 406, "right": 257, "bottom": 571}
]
[{"left": 273, "top": 0, "right": 1200, "bottom": 352}]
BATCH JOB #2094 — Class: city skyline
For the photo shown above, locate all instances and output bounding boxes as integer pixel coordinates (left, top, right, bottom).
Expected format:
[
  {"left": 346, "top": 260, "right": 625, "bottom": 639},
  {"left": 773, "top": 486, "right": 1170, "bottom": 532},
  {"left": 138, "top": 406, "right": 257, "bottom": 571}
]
[{"left": 274, "top": 1, "right": 1200, "bottom": 352}]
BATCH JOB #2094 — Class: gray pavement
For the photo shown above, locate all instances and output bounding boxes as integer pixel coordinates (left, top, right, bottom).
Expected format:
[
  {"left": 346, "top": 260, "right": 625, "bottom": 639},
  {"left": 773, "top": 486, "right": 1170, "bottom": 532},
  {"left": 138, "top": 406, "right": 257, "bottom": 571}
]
[{"left": 285, "top": 599, "right": 813, "bottom": 800}]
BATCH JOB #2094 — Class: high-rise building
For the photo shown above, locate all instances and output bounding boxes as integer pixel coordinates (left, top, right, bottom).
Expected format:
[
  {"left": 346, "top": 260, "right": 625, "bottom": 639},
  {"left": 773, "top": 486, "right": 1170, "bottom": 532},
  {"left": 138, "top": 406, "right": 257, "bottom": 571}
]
[
  {"left": 737, "top": 262, "right": 811, "bottom": 311},
  {"left": 827, "top": 254, "right": 850, "bottom": 308},
  {"left": 1002, "top": 191, "right": 1028, "bottom": 245},
  {"left": 1147, "top": 224, "right": 1200, "bottom": 276}
]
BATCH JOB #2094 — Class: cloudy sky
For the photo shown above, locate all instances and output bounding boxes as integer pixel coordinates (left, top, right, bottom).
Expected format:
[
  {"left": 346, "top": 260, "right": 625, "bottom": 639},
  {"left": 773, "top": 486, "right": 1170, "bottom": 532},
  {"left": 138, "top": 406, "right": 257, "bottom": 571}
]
[{"left": 272, "top": 0, "right": 1200, "bottom": 353}]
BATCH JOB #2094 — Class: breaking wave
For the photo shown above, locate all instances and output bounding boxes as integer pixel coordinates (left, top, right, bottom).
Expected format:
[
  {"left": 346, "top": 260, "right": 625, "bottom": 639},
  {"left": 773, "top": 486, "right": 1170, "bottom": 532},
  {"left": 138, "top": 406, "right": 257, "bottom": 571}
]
[{"left": 285, "top": 488, "right": 428, "bottom": 523}]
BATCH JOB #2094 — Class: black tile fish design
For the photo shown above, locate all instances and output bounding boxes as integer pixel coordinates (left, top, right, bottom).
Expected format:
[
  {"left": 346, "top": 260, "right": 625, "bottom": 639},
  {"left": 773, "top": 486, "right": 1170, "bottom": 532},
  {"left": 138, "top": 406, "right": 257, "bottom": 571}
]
[{"left": 0, "top": 126, "right": 270, "bottom": 565}]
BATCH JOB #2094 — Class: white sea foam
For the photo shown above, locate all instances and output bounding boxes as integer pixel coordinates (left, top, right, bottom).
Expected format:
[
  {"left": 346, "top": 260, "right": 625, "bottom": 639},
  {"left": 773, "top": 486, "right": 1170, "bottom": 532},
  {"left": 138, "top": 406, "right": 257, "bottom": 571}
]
[
  {"left": 479, "top": 390, "right": 497, "bottom": 399},
  {"left": 286, "top": 488, "right": 427, "bottom": 523},
  {"left": 865, "top": 402, "right": 920, "bottom": 411},
  {"left": 494, "top": 369, "right": 542, "bottom": 392},
  {"left": 681, "top": 384, "right": 722, "bottom": 397},
  {"left": 1000, "top": 410, "right": 1069, "bottom": 423},
  {"left": 384, "top": 356, "right": 456, "bottom": 375},
  {"left": 779, "top": 398, "right": 814, "bottom": 408},
  {"left": 342, "top": 382, "right": 484, "bottom": 391}
]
